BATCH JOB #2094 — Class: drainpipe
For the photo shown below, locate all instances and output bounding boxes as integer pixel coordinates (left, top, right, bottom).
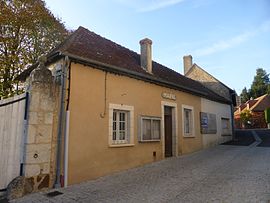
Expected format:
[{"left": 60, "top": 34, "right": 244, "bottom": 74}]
[
  {"left": 54, "top": 56, "right": 70, "bottom": 188},
  {"left": 230, "top": 104, "right": 235, "bottom": 140},
  {"left": 64, "top": 110, "right": 70, "bottom": 187}
]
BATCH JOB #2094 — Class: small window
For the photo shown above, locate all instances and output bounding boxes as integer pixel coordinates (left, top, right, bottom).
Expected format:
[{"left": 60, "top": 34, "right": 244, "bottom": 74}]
[
  {"left": 109, "top": 104, "right": 134, "bottom": 146},
  {"left": 113, "top": 110, "right": 128, "bottom": 143},
  {"left": 184, "top": 108, "right": 192, "bottom": 134},
  {"left": 182, "top": 105, "right": 194, "bottom": 137},
  {"left": 221, "top": 118, "right": 231, "bottom": 135},
  {"left": 140, "top": 117, "right": 161, "bottom": 142}
]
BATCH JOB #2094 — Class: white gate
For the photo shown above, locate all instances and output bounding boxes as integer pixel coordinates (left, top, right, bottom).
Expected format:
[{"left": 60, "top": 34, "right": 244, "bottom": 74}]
[{"left": 0, "top": 93, "right": 27, "bottom": 191}]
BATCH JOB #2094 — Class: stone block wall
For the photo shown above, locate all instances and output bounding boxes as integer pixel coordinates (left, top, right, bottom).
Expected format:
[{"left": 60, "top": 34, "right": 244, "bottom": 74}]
[
  {"left": 186, "top": 65, "right": 231, "bottom": 101},
  {"left": 23, "top": 57, "right": 60, "bottom": 191}
]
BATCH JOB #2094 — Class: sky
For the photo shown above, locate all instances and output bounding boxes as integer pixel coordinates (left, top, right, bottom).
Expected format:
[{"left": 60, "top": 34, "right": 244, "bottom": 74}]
[{"left": 45, "top": 0, "right": 270, "bottom": 94}]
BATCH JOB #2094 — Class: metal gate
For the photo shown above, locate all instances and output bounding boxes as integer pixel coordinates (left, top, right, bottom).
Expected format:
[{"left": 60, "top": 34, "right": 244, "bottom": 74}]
[{"left": 0, "top": 93, "right": 28, "bottom": 191}]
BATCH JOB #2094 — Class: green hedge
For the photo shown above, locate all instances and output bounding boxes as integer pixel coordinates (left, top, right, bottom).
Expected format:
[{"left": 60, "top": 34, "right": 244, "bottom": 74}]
[{"left": 265, "top": 108, "right": 270, "bottom": 123}]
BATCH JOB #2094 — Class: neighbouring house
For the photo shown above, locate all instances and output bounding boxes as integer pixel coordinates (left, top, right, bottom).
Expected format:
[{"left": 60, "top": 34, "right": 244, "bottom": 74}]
[
  {"left": 183, "top": 55, "right": 236, "bottom": 148},
  {"left": 17, "top": 26, "right": 234, "bottom": 188},
  {"left": 234, "top": 94, "right": 270, "bottom": 129}
]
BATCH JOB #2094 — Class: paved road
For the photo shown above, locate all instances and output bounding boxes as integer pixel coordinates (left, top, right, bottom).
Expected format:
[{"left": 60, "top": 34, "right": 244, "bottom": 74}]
[{"left": 12, "top": 143, "right": 270, "bottom": 203}]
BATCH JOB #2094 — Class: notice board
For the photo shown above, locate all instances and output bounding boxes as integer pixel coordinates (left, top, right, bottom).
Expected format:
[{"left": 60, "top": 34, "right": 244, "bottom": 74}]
[{"left": 200, "top": 112, "right": 217, "bottom": 134}]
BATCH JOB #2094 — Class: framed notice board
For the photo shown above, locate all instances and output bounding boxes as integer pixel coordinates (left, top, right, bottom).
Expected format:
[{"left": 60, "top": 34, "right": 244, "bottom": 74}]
[{"left": 200, "top": 112, "right": 217, "bottom": 134}]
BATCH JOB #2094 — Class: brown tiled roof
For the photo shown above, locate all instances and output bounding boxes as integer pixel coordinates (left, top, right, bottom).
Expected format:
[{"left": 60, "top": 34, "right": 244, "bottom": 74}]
[
  {"left": 251, "top": 94, "right": 270, "bottom": 112},
  {"left": 18, "top": 26, "right": 232, "bottom": 104},
  {"left": 234, "top": 94, "right": 270, "bottom": 115}
]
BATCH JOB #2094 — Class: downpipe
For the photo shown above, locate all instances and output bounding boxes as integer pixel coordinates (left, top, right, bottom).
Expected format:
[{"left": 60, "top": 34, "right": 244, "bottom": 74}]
[{"left": 54, "top": 56, "right": 70, "bottom": 188}]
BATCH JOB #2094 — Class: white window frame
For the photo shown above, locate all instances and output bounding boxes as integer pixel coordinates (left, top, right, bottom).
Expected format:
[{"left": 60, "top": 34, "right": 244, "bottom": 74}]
[
  {"left": 109, "top": 103, "right": 134, "bottom": 147},
  {"left": 140, "top": 116, "right": 161, "bottom": 142},
  {"left": 182, "top": 105, "right": 195, "bottom": 137}
]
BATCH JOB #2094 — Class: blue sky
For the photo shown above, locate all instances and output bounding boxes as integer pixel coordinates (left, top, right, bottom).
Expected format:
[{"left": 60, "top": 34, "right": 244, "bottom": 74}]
[{"left": 45, "top": 0, "right": 270, "bottom": 94}]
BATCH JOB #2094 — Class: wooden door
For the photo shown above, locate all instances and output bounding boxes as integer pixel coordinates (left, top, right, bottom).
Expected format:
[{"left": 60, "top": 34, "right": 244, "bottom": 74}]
[{"left": 164, "top": 107, "right": 172, "bottom": 157}]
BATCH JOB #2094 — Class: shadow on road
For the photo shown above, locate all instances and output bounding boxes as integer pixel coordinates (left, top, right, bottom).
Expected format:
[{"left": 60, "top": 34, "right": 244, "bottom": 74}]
[
  {"left": 221, "top": 130, "right": 255, "bottom": 146},
  {"left": 222, "top": 129, "right": 270, "bottom": 147},
  {"left": 255, "top": 129, "right": 270, "bottom": 147}
]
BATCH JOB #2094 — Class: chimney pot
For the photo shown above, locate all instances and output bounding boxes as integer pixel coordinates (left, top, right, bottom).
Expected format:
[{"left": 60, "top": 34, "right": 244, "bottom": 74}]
[
  {"left": 183, "top": 55, "right": 193, "bottom": 75},
  {"left": 140, "top": 38, "right": 152, "bottom": 73}
]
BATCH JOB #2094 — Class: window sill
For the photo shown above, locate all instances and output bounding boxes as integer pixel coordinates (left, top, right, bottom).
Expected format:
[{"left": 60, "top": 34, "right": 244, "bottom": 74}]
[
  {"left": 109, "top": 144, "right": 135, "bottom": 148},
  {"left": 221, "top": 134, "right": 232, "bottom": 137},
  {"left": 183, "top": 135, "right": 195, "bottom": 138},
  {"left": 139, "top": 140, "right": 161, "bottom": 143}
]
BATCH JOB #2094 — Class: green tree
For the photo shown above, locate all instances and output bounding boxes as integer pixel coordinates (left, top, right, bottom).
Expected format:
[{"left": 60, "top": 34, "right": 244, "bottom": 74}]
[
  {"left": 240, "top": 87, "right": 250, "bottom": 103},
  {"left": 249, "top": 68, "right": 270, "bottom": 99},
  {"left": 0, "top": 0, "right": 69, "bottom": 99},
  {"left": 240, "top": 109, "right": 252, "bottom": 128}
]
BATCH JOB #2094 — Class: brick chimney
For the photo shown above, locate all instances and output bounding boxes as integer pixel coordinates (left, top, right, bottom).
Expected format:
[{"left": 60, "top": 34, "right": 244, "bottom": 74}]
[
  {"left": 140, "top": 38, "right": 152, "bottom": 73},
  {"left": 183, "top": 55, "right": 193, "bottom": 75}
]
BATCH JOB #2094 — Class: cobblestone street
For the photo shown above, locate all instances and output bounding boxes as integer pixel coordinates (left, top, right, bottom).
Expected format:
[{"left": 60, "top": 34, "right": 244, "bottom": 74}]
[{"left": 12, "top": 142, "right": 270, "bottom": 203}]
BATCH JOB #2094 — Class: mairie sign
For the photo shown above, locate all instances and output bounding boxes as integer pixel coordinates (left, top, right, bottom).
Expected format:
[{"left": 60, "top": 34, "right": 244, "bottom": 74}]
[{"left": 161, "top": 92, "right": 176, "bottom": 100}]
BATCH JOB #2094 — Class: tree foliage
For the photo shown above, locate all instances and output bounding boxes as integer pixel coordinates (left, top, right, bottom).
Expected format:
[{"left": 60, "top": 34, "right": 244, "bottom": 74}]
[
  {"left": 240, "top": 68, "right": 270, "bottom": 103},
  {"left": 240, "top": 87, "right": 250, "bottom": 104},
  {"left": 0, "top": 0, "right": 69, "bottom": 99},
  {"left": 240, "top": 109, "right": 252, "bottom": 127}
]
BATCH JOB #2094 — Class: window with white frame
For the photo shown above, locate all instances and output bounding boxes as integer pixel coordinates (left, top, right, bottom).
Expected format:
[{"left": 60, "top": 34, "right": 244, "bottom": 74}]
[
  {"left": 182, "top": 105, "right": 194, "bottom": 137},
  {"left": 113, "top": 110, "right": 128, "bottom": 142},
  {"left": 140, "top": 117, "right": 161, "bottom": 141},
  {"left": 109, "top": 104, "right": 134, "bottom": 146}
]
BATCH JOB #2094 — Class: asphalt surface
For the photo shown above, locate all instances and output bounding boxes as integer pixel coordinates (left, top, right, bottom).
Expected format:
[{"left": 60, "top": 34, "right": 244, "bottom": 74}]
[
  {"left": 256, "top": 129, "right": 270, "bottom": 147},
  {"left": 10, "top": 130, "right": 270, "bottom": 203},
  {"left": 222, "top": 130, "right": 255, "bottom": 146}
]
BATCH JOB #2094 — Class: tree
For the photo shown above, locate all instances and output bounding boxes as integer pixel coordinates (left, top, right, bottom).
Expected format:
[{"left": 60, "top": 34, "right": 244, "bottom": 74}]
[
  {"left": 250, "top": 68, "right": 270, "bottom": 98},
  {"left": 0, "top": 0, "right": 69, "bottom": 99},
  {"left": 240, "top": 87, "right": 250, "bottom": 103},
  {"left": 240, "top": 109, "right": 252, "bottom": 128},
  {"left": 240, "top": 68, "right": 270, "bottom": 104}
]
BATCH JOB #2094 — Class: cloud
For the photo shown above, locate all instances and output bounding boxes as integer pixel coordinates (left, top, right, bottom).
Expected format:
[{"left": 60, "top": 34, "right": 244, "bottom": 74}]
[
  {"left": 114, "top": 0, "right": 185, "bottom": 12},
  {"left": 137, "top": 0, "right": 185, "bottom": 12},
  {"left": 194, "top": 20, "right": 270, "bottom": 56}
]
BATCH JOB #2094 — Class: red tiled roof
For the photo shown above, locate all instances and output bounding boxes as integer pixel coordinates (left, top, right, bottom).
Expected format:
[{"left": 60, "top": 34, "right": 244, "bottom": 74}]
[
  {"left": 18, "top": 26, "right": 232, "bottom": 104},
  {"left": 248, "top": 100, "right": 257, "bottom": 109},
  {"left": 251, "top": 94, "right": 270, "bottom": 111}
]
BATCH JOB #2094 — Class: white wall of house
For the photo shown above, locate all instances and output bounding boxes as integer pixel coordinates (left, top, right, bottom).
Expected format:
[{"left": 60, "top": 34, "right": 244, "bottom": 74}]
[{"left": 201, "top": 98, "right": 232, "bottom": 148}]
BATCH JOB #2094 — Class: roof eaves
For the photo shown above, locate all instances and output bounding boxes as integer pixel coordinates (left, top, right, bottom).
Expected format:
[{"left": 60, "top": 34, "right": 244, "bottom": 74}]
[{"left": 64, "top": 51, "right": 231, "bottom": 104}]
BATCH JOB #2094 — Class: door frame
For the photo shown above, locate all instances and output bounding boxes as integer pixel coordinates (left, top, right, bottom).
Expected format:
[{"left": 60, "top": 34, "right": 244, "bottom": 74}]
[{"left": 161, "top": 101, "right": 178, "bottom": 158}]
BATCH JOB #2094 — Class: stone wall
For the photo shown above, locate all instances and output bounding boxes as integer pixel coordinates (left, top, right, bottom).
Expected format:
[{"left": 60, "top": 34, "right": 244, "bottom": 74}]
[
  {"left": 186, "top": 64, "right": 231, "bottom": 101},
  {"left": 24, "top": 57, "right": 60, "bottom": 191}
]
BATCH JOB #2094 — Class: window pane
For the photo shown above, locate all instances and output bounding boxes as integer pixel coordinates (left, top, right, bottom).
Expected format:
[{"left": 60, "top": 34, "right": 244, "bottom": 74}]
[
  {"left": 119, "top": 131, "right": 126, "bottom": 140},
  {"left": 152, "top": 120, "right": 160, "bottom": 140},
  {"left": 113, "top": 121, "right": 116, "bottom": 131},
  {"left": 142, "top": 119, "right": 151, "bottom": 140},
  {"left": 113, "top": 131, "right": 116, "bottom": 140},
  {"left": 113, "top": 111, "right": 116, "bottom": 121},
  {"left": 119, "top": 122, "right": 122, "bottom": 130},
  {"left": 119, "top": 112, "right": 125, "bottom": 121},
  {"left": 184, "top": 109, "right": 191, "bottom": 134}
]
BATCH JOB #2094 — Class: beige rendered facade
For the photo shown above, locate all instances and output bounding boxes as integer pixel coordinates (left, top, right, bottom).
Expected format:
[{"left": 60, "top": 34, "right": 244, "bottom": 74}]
[
  {"left": 67, "top": 63, "right": 202, "bottom": 185},
  {"left": 201, "top": 98, "right": 232, "bottom": 148},
  {"left": 18, "top": 27, "right": 234, "bottom": 189}
]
